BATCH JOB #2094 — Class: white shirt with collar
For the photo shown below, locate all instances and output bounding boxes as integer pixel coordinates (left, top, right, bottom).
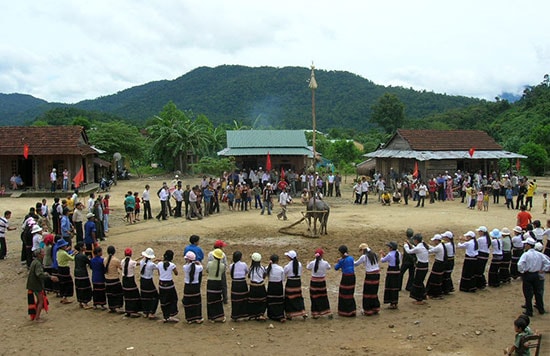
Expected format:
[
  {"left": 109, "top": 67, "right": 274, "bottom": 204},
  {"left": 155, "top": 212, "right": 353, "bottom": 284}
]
[
  {"left": 428, "top": 243, "right": 445, "bottom": 262},
  {"left": 404, "top": 243, "right": 429, "bottom": 263},
  {"left": 306, "top": 259, "right": 331, "bottom": 277}
]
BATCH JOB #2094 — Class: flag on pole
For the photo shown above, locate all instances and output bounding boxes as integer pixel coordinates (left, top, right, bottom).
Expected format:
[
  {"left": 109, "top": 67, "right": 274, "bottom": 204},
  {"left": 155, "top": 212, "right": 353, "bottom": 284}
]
[
  {"left": 73, "top": 166, "right": 85, "bottom": 188},
  {"left": 468, "top": 147, "right": 475, "bottom": 157},
  {"left": 515, "top": 158, "right": 521, "bottom": 171},
  {"left": 23, "top": 144, "right": 29, "bottom": 159},
  {"left": 412, "top": 161, "right": 419, "bottom": 178},
  {"left": 266, "top": 151, "right": 272, "bottom": 171},
  {"left": 281, "top": 167, "right": 285, "bottom": 180}
]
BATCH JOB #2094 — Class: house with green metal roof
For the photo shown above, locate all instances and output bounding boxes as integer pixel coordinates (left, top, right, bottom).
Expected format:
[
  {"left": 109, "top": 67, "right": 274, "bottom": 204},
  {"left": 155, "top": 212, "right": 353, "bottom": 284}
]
[{"left": 217, "top": 130, "right": 314, "bottom": 172}]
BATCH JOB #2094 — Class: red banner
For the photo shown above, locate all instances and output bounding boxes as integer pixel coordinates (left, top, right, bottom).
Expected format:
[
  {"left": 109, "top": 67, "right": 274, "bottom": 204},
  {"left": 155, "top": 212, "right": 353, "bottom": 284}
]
[
  {"left": 23, "top": 144, "right": 29, "bottom": 159},
  {"left": 515, "top": 158, "right": 520, "bottom": 171},
  {"left": 468, "top": 147, "right": 475, "bottom": 157},
  {"left": 266, "top": 152, "right": 272, "bottom": 171},
  {"left": 73, "top": 166, "right": 85, "bottom": 188},
  {"left": 412, "top": 161, "right": 418, "bottom": 178}
]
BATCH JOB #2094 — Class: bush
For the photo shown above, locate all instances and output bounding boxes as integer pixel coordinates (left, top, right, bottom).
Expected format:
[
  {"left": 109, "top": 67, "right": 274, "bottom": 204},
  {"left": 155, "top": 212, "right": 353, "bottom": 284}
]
[{"left": 518, "top": 142, "right": 549, "bottom": 175}]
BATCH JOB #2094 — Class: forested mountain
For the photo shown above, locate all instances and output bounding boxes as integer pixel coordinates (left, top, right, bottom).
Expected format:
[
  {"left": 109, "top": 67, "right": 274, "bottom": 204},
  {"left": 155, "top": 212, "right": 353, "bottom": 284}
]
[
  {"left": 1, "top": 65, "right": 480, "bottom": 129},
  {"left": 0, "top": 93, "right": 58, "bottom": 125}
]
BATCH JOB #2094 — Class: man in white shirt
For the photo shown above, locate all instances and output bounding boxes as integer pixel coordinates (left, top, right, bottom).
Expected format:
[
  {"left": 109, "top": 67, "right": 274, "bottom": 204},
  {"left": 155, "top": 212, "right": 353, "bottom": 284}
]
[
  {"left": 277, "top": 188, "right": 291, "bottom": 221},
  {"left": 156, "top": 183, "right": 169, "bottom": 221},
  {"left": 360, "top": 177, "right": 370, "bottom": 205},
  {"left": 50, "top": 168, "right": 57, "bottom": 192},
  {"left": 518, "top": 237, "right": 550, "bottom": 316},
  {"left": 142, "top": 184, "right": 152, "bottom": 220},
  {"left": 186, "top": 186, "right": 203, "bottom": 220}
]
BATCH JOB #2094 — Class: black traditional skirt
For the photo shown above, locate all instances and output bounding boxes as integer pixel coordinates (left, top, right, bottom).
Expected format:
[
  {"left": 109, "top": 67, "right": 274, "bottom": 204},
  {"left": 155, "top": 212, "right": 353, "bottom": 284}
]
[
  {"left": 337, "top": 273, "right": 356, "bottom": 317},
  {"left": 383, "top": 266, "right": 400, "bottom": 305},
  {"left": 206, "top": 279, "right": 225, "bottom": 320},
  {"left": 247, "top": 282, "right": 267, "bottom": 318},
  {"left": 459, "top": 255, "right": 477, "bottom": 292},
  {"left": 183, "top": 283, "right": 202, "bottom": 322},
  {"left": 510, "top": 248, "right": 523, "bottom": 278},
  {"left": 105, "top": 277, "right": 124, "bottom": 309},
  {"left": 426, "top": 260, "right": 445, "bottom": 298},
  {"left": 410, "top": 262, "right": 428, "bottom": 301},
  {"left": 499, "top": 251, "right": 511, "bottom": 283},
  {"left": 44, "top": 267, "right": 58, "bottom": 293},
  {"left": 362, "top": 270, "right": 380, "bottom": 313},
  {"left": 309, "top": 276, "right": 331, "bottom": 317},
  {"left": 93, "top": 282, "right": 107, "bottom": 306},
  {"left": 74, "top": 273, "right": 92, "bottom": 304},
  {"left": 475, "top": 251, "right": 489, "bottom": 289},
  {"left": 57, "top": 266, "right": 74, "bottom": 298},
  {"left": 267, "top": 281, "right": 285, "bottom": 321},
  {"left": 487, "top": 254, "right": 502, "bottom": 287},
  {"left": 122, "top": 276, "right": 141, "bottom": 314},
  {"left": 140, "top": 277, "right": 158, "bottom": 315},
  {"left": 159, "top": 280, "right": 178, "bottom": 319},
  {"left": 231, "top": 278, "right": 249, "bottom": 320},
  {"left": 544, "top": 243, "right": 550, "bottom": 259},
  {"left": 285, "top": 277, "right": 307, "bottom": 318}
]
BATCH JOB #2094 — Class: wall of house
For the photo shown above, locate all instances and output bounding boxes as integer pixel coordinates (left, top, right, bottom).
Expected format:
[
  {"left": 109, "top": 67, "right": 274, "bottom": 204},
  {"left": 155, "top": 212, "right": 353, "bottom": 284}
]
[{"left": 234, "top": 156, "right": 308, "bottom": 173}]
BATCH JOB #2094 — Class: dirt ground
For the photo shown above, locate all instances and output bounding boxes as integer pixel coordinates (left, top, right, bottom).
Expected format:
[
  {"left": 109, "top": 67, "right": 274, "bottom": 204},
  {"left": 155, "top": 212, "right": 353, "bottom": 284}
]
[{"left": 0, "top": 176, "right": 548, "bottom": 356}]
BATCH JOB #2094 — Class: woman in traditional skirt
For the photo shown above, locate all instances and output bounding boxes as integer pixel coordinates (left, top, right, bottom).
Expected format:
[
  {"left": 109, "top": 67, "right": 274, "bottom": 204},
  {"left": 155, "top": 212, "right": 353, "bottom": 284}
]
[
  {"left": 247, "top": 252, "right": 267, "bottom": 320},
  {"left": 42, "top": 234, "right": 56, "bottom": 294},
  {"left": 183, "top": 251, "right": 203, "bottom": 323},
  {"left": 426, "top": 234, "right": 446, "bottom": 299},
  {"left": 55, "top": 238, "right": 75, "bottom": 304},
  {"left": 283, "top": 250, "right": 308, "bottom": 320},
  {"left": 441, "top": 231, "right": 456, "bottom": 294},
  {"left": 498, "top": 227, "right": 512, "bottom": 284},
  {"left": 306, "top": 248, "right": 332, "bottom": 318},
  {"left": 404, "top": 234, "right": 429, "bottom": 305},
  {"left": 334, "top": 245, "right": 356, "bottom": 317},
  {"left": 90, "top": 246, "right": 106, "bottom": 308},
  {"left": 139, "top": 248, "right": 159, "bottom": 319},
  {"left": 510, "top": 226, "right": 524, "bottom": 279},
  {"left": 104, "top": 246, "right": 124, "bottom": 313},
  {"left": 380, "top": 241, "right": 400, "bottom": 309},
  {"left": 475, "top": 226, "right": 490, "bottom": 289},
  {"left": 457, "top": 231, "right": 478, "bottom": 292},
  {"left": 157, "top": 250, "right": 179, "bottom": 323},
  {"left": 266, "top": 254, "right": 285, "bottom": 322},
  {"left": 121, "top": 248, "right": 142, "bottom": 317},
  {"left": 487, "top": 228, "right": 503, "bottom": 287},
  {"left": 544, "top": 219, "right": 550, "bottom": 258},
  {"left": 354, "top": 243, "right": 380, "bottom": 316},
  {"left": 206, "top": 248, "right": 226, "bottom": 322},
  {"left": 229, "top": 251, "right": 249, "bottom": 321},
  {"left": 73, "top": 242, "right": 92, "bottom": 309}
]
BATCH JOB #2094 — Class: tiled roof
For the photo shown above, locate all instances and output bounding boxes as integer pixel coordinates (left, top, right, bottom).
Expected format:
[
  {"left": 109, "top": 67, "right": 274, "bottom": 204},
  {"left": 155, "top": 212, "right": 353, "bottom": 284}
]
[
  {"left": 395, "top": 129, "right": 502, "bottom": 151},
  {"left": 226, "top": 130, "right": 307, "bottom": 148},
  {"left": 218, "top": 147, "right": 313, "bottom": 157},
  {"left": 0, "top": 126, "right": 97, "bottom": 156}
]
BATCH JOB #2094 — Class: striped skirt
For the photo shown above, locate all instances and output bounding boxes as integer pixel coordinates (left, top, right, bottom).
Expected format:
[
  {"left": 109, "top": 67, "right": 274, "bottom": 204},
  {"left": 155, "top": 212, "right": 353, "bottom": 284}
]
[
  {"left": 140, "top": 277, "right": 158, "bottom": 315},
  {"left": 230, "top": 278, "right": 249, "bottom": 320},
  {"left": 247, "top": 282, "right": 267, "bottom": 318},
  {"left": 510, "top": 248, "right": 523, "bottom": 279},
  {"left": 74, "top": 273, "right": 92, "bottom": 304},
  {"left": 267, "top": 281, "right": 285, "bottom": 321},
  {"left": 475, "top": 252, "right": 489, "bottom": 289},
  {"left": 44, "top": 267, "right": 58, "bottom": 293},
  {"left": 105, "top": 277, "right": 124, "bottom": 309},
  {"left": 57, "top": 266, "right": 74, "bottom": 298},
  {"left": 459, "top": 255, "right": 477, "bottom": 292},
  {"left": 499, "top": 251, "right": 511, "bottom": 283},
  {"left": 27, "top": 290, "right": 48, "bottom": 320},
  {"left": 488, "top": 254, "right": 502, "bottom": 287},
  {"left": 159, "top": 280, "right": 178, "bottom": 319},
  {"left": 309, "top": 276, "right": 331, "bottom": 317},
  {"left": 93, "top": 282, "right": 107, "bottom": 306},
  {"left": 410, "top": 262, "right": 428, "bottom": 301},
  {"left": 337, "top": 273, "right": 356, "bottom": 317},
  {"left": 206, "top": 279, "right": 225, "bottom": 320},
  {"left": 383, "top": 266, "right": 400, "bottom": 305},
  {"left": 122, "top": 276, "right": 141, "bottom": 314},
  {"left": 183, "top": 283, "right": 202, "bottom": 322},
  {"left": 426, "top": 260, "right": 445, "bottom": 298},
  {"left": 284, "top": 277, "right": 307, "bottom": 318},
  {"left": 362, "top": 271, "right": 380, "bottom": 314},
  {"left": 442, "top": 257, "right": 455, "bottom": 294}
]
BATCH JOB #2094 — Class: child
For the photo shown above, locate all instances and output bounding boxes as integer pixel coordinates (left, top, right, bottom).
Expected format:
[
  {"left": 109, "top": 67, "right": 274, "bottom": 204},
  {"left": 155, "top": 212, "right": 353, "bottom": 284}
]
[
  {"left": 227, "top": 188, "right": 235, "bottom": 211},
  {"left": 543, "top": 192, "right": 547, "bottom": 214},
  {"left": 506, "top": 187, "right": 514, "bottom": 210},
  {"left": 157, "top": 250, "right": 179, "bottom": 323},
  {"left": 133, "top": 192, "right": 141, "bottom": 221},
  {"left": 90, "top": 246, "right": 107, "bottom": 309},
  {"left": 483, "top": 190, "right": 490, "bottom": 211},
  {"left": 477, "top": 189, "right": 484, "bottom": 211},
  {"left": 469, "top": 188, "right": 477, "bottom": 209},
  {"left": 503, "top": 316, "right": 532, "bottom": 356}
]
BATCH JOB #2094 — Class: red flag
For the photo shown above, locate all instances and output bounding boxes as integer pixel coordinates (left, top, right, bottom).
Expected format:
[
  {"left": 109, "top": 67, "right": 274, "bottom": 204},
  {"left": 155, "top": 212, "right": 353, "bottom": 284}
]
[
  {"left": 468, "top": 147, "right": 475, "bottom": 157},
  {"left": 23, "top": 144, "right": 29, "bottom": 159},
  {"left": 516, "top": 158, "right": 521, "bottom": 171},
  {"left": 281, "top": 167, "right": 285, "bottom": 180},
  {"left": 266, "top": 151, "right": 272, "bottom": 171},
  {"left": 412, "top": 161, "right": 418, "bottom": 178},
  {"left": 73, "top": 166, "right": 85, "bottom": 188}
]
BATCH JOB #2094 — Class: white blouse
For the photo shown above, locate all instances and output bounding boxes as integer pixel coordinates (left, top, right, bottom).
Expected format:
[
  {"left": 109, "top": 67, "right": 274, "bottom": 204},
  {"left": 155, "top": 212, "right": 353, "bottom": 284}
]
[
  {"left": 428, "top": 243, "right": 445, "bottom": 262},
  {"left": 306, "top": 259, "right": 332, "bottom": 277},
  {"left": 404, "top": 243, "right": 429, "bottom": 263},
  {"left": 139, "top": 259, "right": 158, "bottom": 279},
  {"left": 230, "top": 261, "right": 248, "bottom": 279},
  {"left": 267, "top": 263, "right": 284, "bottom": 282},
  {"left": 284, "top": 261, "right": 303, "bottom": 278},
  {"left": 183, "top": 263, "right": 203, "bottom": 284},
  {"left": 157, "top": 261, "right": 176, "bottom": 281},
  {"left": 353, "top": 254, "right": 379, "bottom": 272}
]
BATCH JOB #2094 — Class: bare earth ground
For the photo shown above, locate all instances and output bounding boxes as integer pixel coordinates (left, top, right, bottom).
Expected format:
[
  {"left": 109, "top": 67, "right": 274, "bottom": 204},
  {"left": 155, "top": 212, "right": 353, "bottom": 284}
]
[{"left": 0, "top": 176, "right": 548, "bottom": 356}]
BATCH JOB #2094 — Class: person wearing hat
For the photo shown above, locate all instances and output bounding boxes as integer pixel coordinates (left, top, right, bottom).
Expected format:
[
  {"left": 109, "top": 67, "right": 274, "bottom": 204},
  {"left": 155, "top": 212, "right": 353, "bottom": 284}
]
[
  {"left": 510, "top": 226, "right": 525, "bottom": 279},
  {"left": 354, "top": 244, "right": 380, "bottom": 316},
  {"left": 206, "top": 248, "right": 226, "bottom": 322},
  {"left": 266, "top": 254, "right": 286, "bottom": 322},
  {"left": 283, "top": 250, "right": 308, "bottom": 319},
  {"left": 306, "top": 248, "right": 333, "bottom": 319},
  {"left": 120, "top": 248, "right": 142, "bottom": 318},
  {"left": 487, "top": 229, "right": 503, "bottom": 288},
  {"left": 475, "top": 226, "right": 491, "bottom": 290},
  {"left": 83, "top": 212, "right": 97, "bottom": 258},
  {"left": 441, "top": 231, "right": 456, "bottom": 295},
  {"left": 261, "top": 183, "right": 274, "bottom": 215},
  {"left": 425, "top": 234, "right": 446, "bottom": 300},
  {"left": 380, "top": 241, "right": 400, "bottom": 309},
  {"left": 457, "top": 231, "right": 479, "bottom": 292},
  {"left": 247, "top": 252, "right": 267, "bottom": 320},
  {"left": 208, "top": 240, "right": 228, "bottom": 304},
  {"left": 139, "top": 248, "right": 159, "bottom": 319},
  {"left": 56, "top": 238, "right": 76, "bottom": 304},
  {"left": 30, "top": 224, "right": 43, "bottom": 253},
  {"left": 499, "top": 228, "right": 512, "bottom": 284},
  {"left": 334, "top": 245, "right": 357, "bottom": 316},
  {"left": 403, "top": 234, "right": 430, "bottom": 304},
  {"left": 229, "top": 251, "right": 249, "bottom": 321},
  {"left": 183, "top": 251, "right": 203, "bottom": 324},
  {"left": 26, "top": 248, "right": 59, "bottom": 322},
  {"left": 517, "top": 237, "right": 550, "bottom": 316},
  {"left": 399, "top": 228, "right": 416, "bottom": 292}
]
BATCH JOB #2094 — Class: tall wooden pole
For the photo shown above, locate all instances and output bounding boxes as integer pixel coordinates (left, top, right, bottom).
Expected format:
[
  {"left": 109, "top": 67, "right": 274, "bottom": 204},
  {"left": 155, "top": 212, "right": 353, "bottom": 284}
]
[{"left": 309, "top": 62, "right": 318, "bottom": 190}]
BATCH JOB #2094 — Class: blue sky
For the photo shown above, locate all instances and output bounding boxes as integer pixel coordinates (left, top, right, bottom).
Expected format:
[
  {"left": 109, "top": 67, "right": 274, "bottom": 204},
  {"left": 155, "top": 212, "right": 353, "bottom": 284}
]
[{"left": 1, "top": 0, "right": 549, "bottom": 103}]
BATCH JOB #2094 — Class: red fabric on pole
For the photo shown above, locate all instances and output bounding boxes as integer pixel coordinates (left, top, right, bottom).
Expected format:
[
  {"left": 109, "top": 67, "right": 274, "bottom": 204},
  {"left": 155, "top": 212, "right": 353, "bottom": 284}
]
[
  {"left": 281, "top": 167, "right": 285, "bottom": 180},
  {"left": 412, "top": 161, "right": 418, "bottom": 178},
  {"left": 468, "top": 147, "right": 475, "bottom": 157},
  {"left": 516, "top": 158, "right": 520, "bottom": 171},
  {"left": 23, "top": 144, "right": 29, "bottom": 159},
  {"left": 266, "top": 152, "right": 272, "bottom": 171},
  {"left": 73, "top": 166, "right": 85, "bottom": 188}
]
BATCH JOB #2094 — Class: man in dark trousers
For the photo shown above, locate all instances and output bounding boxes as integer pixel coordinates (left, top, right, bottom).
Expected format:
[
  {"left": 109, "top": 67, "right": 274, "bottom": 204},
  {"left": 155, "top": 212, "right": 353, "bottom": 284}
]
[
  {"left": 399, "top": 228, "right": 416, "bottom": 291},
  {"left": 517, "top": 237, "right": 550, "bottom": 316}
]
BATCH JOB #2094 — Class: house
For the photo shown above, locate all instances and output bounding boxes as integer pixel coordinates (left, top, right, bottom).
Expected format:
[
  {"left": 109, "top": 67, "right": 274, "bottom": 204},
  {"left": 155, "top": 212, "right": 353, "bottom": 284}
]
[
  {"left": 364, "top": 129, "right": 526, "bottom": 179},
  {"left": 0, "top": 126, "right": 107, "bottom": 191},
  {"left": 217, "top": 130, "right": 314, "bottom": 172}
]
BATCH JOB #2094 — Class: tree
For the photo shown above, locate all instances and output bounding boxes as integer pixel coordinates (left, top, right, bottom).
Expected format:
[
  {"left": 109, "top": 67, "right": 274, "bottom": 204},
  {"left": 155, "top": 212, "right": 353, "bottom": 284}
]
[
  {"left": 87, "top": 121, "right": 147, "bottom": 163},
  {"left": 370, "top": 93, "right": 405, "bottom": 133},
  {"left": 518, "top": 142, "right": 548, "bottom": 175}
]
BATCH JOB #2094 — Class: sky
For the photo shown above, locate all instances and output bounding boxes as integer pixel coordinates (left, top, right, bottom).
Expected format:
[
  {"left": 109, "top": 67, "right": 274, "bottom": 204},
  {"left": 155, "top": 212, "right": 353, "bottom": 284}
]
[{"left": 1, "top": 0, "right": 549, "bottom": 104}]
